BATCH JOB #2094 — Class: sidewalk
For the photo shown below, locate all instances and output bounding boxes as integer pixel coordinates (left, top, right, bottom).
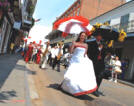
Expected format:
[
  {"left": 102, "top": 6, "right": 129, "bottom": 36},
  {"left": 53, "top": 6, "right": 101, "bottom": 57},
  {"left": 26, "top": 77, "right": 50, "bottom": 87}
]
[
  {"left": 0, "top": 54, "right": 31, "bottom": 106},
  {"left": 118, "top": 79, "right": 134, "bottom": 88}
]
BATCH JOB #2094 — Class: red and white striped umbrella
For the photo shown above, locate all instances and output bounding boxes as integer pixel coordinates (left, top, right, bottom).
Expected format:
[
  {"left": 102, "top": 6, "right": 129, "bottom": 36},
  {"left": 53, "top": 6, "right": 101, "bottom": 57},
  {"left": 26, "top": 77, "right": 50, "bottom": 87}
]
[{"left": 54, "top": 16, "right": 93, "bottom": 37}]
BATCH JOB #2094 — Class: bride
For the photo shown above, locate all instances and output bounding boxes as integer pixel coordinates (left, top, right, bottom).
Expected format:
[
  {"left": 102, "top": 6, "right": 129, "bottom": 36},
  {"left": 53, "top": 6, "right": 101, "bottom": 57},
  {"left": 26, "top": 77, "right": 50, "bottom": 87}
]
[{"left": 60, "top": 32, "right": 97, "bottom": 96}]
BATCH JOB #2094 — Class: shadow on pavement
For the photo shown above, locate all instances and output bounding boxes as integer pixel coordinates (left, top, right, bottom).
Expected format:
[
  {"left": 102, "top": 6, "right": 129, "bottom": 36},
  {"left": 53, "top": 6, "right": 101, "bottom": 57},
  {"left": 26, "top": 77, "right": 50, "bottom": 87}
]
[
  {"left": 0, "top": 54, "right": 36, "bottom": 89},
  {"left": 0, "top": 55, "right": 20, "bottom": 89},
  {"left": 47, "top": 83, "right": 60, "bottom": 90},
  {"left": 15, "top": 64, "right": 36, "bottom": 75},
  {"left": 47, "top": 83, "right": 94, "bottom": 101},
  {"left": 0, "top": 90, "right": 17, "bottom": 103}
]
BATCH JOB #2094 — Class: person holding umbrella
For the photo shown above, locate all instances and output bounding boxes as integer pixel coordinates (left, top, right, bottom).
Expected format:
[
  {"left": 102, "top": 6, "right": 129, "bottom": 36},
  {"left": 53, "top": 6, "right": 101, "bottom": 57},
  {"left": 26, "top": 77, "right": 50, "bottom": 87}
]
[
  {"left": 87, "top": 33, "right": 106, "bottom": 97},
  {"left": 87, "top": 23, "right": 127, "bottom": 96},
  {"left": 52, "top": 42, "right": 64, "bottom": 72}
]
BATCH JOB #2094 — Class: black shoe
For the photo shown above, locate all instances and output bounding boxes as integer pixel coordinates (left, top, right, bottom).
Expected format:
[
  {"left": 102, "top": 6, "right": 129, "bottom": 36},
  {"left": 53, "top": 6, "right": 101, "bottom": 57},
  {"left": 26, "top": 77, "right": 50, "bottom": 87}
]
[
  {"left": 98, "top": 91, "right": 105, "bottom": 96},
  {"left": 92, "top": 91, "right": 100, "bottom": 97},
  {"left": 57, "top": 85, "right": 62, "bottom": 90},
  {"left": 57, "top": 69, "right": 60, "bottom": 72}
]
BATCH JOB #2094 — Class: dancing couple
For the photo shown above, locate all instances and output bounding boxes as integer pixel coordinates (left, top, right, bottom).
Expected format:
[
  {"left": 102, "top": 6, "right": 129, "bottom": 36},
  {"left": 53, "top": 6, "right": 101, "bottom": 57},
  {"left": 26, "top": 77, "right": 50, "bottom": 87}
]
[
  {"left": 58, "top": 31, "right": 106, "bottom": 97},
  {"left": 58, "top": 32, "right": 98, "bottom": 97}
]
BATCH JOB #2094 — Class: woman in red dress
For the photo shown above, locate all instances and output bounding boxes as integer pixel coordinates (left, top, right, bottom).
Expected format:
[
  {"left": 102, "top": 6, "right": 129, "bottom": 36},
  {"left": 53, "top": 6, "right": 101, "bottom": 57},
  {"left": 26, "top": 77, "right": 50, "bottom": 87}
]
[
  {"left": 25, "top": 42, "right": 33, "bottom": 63},
  {"left": 36, "top": 45, "right": 42, "bottom": 64}
]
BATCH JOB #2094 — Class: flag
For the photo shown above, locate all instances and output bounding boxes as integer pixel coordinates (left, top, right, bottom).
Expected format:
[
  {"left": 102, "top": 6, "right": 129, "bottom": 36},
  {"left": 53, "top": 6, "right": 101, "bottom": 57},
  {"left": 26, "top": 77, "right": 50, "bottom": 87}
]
[{"left": 34, "top": 19, "right": 41, "bottom": 22}]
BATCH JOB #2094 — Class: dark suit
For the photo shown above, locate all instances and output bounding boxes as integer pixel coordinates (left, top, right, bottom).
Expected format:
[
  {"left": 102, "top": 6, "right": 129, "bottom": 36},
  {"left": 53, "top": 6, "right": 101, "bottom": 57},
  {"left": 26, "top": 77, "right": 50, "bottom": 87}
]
[{"left": 87, "top": 41, "right": 106, "bottom": 88}]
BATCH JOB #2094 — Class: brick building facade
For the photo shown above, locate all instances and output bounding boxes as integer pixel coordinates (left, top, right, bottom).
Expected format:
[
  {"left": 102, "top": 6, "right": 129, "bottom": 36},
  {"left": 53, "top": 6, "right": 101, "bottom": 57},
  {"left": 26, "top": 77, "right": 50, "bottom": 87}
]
[
  {"left": 54, "top": 0, "right": 126, "bottom": 25},
  {"left": 47, "top": 0, "right": 126, "bottom": 43}
]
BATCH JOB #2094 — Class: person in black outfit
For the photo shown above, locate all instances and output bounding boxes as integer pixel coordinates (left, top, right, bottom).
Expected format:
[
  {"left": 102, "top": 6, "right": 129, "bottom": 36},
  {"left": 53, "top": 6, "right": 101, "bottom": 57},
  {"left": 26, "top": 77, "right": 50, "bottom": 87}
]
[{"left": 87, "top": 34, "right": 106, "bottom": 97}]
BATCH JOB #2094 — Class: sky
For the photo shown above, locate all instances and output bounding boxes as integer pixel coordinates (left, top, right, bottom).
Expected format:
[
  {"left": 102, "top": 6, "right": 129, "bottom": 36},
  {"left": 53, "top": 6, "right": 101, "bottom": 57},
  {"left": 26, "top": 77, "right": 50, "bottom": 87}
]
[
  {"left": 29, "top": 0, "right": 131, "bottom": 43},
  {"left": 33, "top": 0, "right": 77, "bottom": 27},
  {"left": 29, "top": 0, "right": 77, "bottom": 43}
]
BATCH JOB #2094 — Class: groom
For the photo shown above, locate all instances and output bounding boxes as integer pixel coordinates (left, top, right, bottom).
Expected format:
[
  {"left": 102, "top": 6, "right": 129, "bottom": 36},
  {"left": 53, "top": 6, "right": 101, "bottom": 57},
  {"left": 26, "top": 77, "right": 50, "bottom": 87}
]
[{"left": 87, "top": 34, "right": 106, "bottom": 97}]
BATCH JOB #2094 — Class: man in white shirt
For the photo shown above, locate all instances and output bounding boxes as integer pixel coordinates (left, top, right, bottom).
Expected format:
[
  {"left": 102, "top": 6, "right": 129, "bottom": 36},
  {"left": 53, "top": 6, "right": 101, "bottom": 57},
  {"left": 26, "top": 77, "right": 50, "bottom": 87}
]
[
  {"left": 49, "top": 45, "right": 57, "bottom": 66},
  {"left": 52, "top": 43, "right": 63, "bottom": 72}
]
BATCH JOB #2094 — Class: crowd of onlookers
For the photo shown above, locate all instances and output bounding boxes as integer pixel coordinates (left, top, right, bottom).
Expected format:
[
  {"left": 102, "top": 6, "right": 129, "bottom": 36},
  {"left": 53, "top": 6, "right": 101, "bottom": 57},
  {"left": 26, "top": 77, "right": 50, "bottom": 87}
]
[{"left": 104, "top": 52, "right": 129, "bottom": 83}]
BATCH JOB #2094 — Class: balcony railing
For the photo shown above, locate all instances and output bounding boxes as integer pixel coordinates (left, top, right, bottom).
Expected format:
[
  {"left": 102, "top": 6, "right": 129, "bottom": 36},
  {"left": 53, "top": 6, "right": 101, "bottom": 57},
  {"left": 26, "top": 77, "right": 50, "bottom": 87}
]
[{"left": 112, "top": 20, "right": 134, "bottom": 33}]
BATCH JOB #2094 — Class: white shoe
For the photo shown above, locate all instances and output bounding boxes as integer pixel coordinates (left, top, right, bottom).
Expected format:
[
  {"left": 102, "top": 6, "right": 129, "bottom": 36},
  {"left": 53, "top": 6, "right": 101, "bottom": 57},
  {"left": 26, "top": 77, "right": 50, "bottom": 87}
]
[
  {"left": 109, "top": 79, "right": 113, "bottom": 81},
  {"left": 114, "top": 80, "right": 117, "bottom": 83}
]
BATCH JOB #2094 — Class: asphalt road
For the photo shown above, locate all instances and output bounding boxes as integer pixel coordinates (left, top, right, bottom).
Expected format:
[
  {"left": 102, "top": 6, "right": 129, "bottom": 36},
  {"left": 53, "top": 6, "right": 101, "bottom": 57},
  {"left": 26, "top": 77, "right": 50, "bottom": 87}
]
[{"left": 28, "top": 64, "right": 134, "bottom": 106}]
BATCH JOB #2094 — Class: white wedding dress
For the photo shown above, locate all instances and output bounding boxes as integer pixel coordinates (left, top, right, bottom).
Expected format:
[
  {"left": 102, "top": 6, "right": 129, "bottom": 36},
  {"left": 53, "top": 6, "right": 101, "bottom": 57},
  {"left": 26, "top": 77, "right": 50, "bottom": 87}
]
[{"left": 61, "top": 46, "right": 97, "bottom": 96}]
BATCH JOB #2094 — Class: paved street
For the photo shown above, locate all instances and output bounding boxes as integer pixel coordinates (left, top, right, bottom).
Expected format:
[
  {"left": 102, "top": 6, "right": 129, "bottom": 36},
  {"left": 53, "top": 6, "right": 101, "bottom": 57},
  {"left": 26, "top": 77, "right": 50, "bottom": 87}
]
[
  {"left": 27, "top": 63, "right": 134, "bottom": 106},
  {"left": 1, "top": 0, "right": 134, "bottom": 106},
  {"left": 0, "top": 54, "right": 134, "bottom": 106},
  {"left": 99, "top": 78, "right": 134, "bottom": 106}
]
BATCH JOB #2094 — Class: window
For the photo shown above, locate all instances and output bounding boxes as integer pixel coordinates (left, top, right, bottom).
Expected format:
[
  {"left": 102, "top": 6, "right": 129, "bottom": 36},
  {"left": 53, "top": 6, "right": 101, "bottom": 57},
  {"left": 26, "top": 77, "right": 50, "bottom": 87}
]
[
  {"left": 67, "top": 11, "right": 70, "bottom": 15},
  {"left": 107, "top": 20, "right": 111, "bottom": 24},
  {"left": 73, "top": 12, "right": 75, "bottom": 16},
  {"left": 127, "top": 20, "right": 134, "bottom": 32},
  {"left": 70, "top": 8, "right": 73, "bottom": 14},
  {"left": 77, "top": 8, "right": 80, "bottom": 16},
  {"left": 66, "top": 12, "right": 68, "bottom": 16},
  {"left": 72, "top": 7, "right": 74, "bottom": 11},
  {"left": 120, "top": 14, "right": 129, "bottom": 32},
  {"left": 73, "top": 4, "right": 76, "bottom": 10},
  {"left": 65, "top": 14, "right": 67, "bottom": 17},
  {"left": 78, "top": 0, "right": 81, "bottom": 4}
]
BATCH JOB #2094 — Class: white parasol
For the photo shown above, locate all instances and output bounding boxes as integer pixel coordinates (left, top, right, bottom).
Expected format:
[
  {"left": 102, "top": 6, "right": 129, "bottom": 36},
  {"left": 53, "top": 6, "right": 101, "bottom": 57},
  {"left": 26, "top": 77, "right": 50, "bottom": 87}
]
[{"left": 54, "top": 16, "right": 93, "bottom": 37}]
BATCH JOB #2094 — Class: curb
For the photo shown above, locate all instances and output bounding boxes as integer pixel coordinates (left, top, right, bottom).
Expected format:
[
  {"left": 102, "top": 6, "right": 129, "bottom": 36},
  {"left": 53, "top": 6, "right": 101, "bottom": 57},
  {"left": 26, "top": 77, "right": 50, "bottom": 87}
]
[
  {"left": 24, "top": 63, "right": 32, "bottom": 106},
  {"left": 118, "top": 79, "right": 134, "bottom": 88}
]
